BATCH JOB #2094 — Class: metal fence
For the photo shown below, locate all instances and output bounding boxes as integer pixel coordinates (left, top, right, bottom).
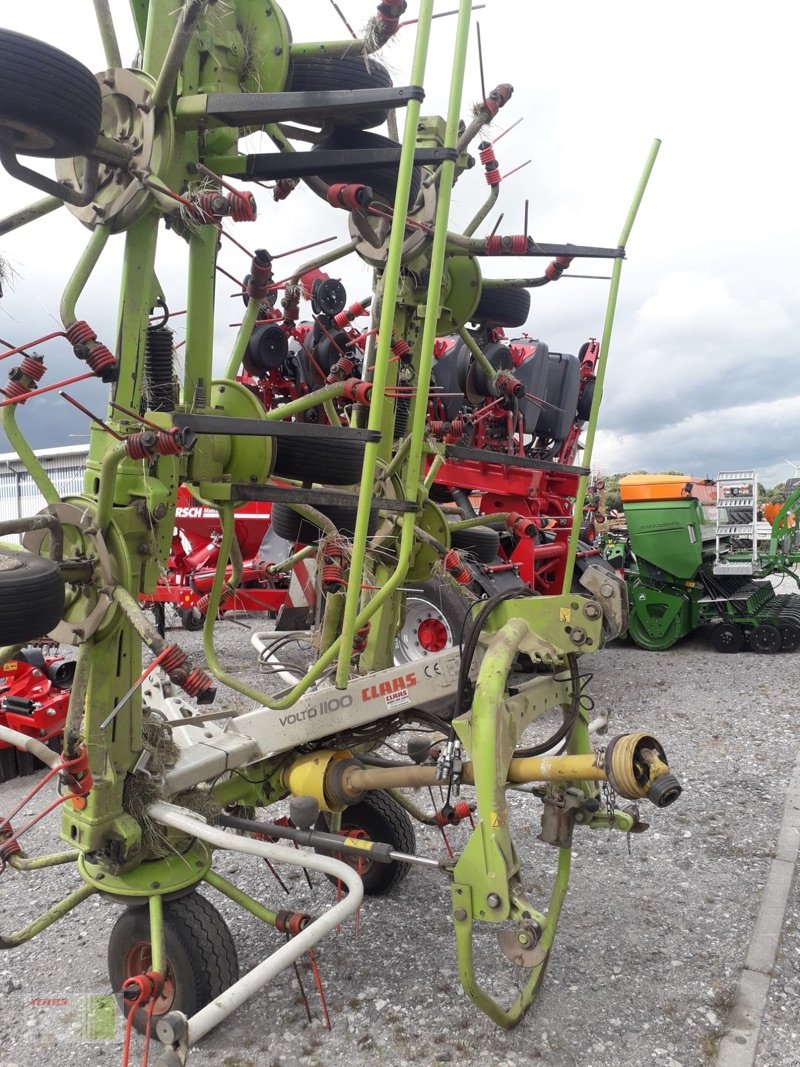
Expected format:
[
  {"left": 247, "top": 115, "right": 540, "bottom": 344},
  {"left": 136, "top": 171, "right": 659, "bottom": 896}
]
[{"left": 0, "top": 445, "right": 88, "bottom": 541}]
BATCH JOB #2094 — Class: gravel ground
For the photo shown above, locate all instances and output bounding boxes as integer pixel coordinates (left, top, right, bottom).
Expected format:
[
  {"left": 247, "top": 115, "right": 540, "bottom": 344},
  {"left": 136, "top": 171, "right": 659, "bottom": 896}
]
[{"left": 1, "top": 618, "right": 798, "bottom": 1067}]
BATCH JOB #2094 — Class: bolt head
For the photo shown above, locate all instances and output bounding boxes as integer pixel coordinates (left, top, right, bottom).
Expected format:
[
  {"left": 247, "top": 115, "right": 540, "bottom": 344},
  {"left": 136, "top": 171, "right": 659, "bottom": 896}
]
[
  {"left": 453, "top": 907, "right": 467, "bottom": 922},
  {"left": 486, "top": 893, "right": 502, "bottom": 909}
]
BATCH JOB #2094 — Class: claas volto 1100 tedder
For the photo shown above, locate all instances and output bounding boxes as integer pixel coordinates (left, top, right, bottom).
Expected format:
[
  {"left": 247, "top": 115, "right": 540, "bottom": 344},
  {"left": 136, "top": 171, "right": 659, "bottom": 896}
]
[{"left": 0, "top": 3, "right": 680, "bottom": 1062}]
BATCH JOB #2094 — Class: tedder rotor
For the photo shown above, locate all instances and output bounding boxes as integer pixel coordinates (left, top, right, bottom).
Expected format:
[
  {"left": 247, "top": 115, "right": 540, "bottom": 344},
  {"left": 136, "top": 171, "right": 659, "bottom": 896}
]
[{"left": 0, "top": 3, "right": 681, "bottom": 1062}]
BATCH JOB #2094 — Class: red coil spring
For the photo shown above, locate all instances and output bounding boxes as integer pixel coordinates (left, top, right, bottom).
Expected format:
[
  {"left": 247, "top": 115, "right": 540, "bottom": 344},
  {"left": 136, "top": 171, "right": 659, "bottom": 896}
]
[
  {"left": 326, "top": 355, "right": 355, "bottom": 384},
  {"left": 2, "top": 376, "right": 31, "bottom": 400},
  {"left": 452, "top": 800, "right": 472, "bottom": 820},
  {"left": 321, "top": 561, "right": 345, "bottom": 589},
  {"left": 444, "top": 418, "right": 465, "bottom": 443},
  {"left": 190, "top": 192, "right": 225, "bottom": 223},
  {"left": 544, "top": 255, "right": 574, "bottom": 281},
  {"left": 155, "top": 429, "right": 183, "bottom": 456},
  {"left": 484, "top": 234, "right": 528, "bottom": 256},
  {"left": 333, "top": 302, "right": 368, "bottom": 329},
  {"left": 352, "top": 623, "right": 370, "bottom": 654},
  {"left": 483, "top": 83, "right": 514, "bottom": 118},
  {"left": 247, "top": 255, "right": 273, "bottom": 300},
  {"left": 0, "top": 824, "right": 22, "bottom": 865},
  {"left": 326, "top": 183, "right": 371, "bottom": 212},
  {"left": 343, "top": 379, "right": 372, "bottom": 405},
  {"left": 159, "top": 644, "right": 188, "bottom": 675},
  {"left": 478, "top": 142, "right": 501, "bottom": 187},
  {"left": 65, "top": 321, "right": 97, "bottom": 346},
  {"left": 282, "top": 292, "right": 300, "bottom": 322},
  {"left": 391, "top": 337, "right": 411, "bottom": 361},
  {"left": 182, "top": 666, "right": 215, "bottom": 699},
  {"left": 376, "top": 1, "right": 406, "bottom": 35},
  {"left": 125, "top": 432, "right": 153, "bottom": 460},
  {"left": 228, "top": 190, "right": 257, "bottom": 223},
  {"left": 428, "top": 420, "right": 446, "bottom": 438},
  {"left": 85, "top": 344, "right": 117, "bottom": 378},
  {"left": 273, "top": 178, "right": 298, "bottom": 202},
  {"left": 444, "top": 549, "right": 472, "bottom": 585},
  {"left": 478, "top": 142, "right": 496, "bottom": 166},
  {"left": 19, "top": 355, "right": 45, "bottom": 381}
]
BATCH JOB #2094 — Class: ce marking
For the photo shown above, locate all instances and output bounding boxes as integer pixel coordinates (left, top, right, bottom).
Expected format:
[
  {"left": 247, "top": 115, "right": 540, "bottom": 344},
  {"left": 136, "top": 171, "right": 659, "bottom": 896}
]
[{"left": 423, "top": 661, "right": 442, "bottom": 678}]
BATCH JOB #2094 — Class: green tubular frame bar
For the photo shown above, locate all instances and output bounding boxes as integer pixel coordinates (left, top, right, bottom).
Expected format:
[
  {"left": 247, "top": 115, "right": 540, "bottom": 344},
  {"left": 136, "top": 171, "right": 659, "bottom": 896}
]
[{"left": 0, "top": 0, "right": 672, "bottom": 1047}]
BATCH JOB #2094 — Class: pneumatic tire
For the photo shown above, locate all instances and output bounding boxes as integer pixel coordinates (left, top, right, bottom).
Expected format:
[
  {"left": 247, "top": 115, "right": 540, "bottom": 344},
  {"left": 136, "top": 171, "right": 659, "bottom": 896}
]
[
  {"left": 471, "top": 286, "right": 531, "bottom": 328},
  {"left": 316, "top": 790, "right": 415, "bottom": 896},
  {"left": 108, "top": 893, "right": 239, "bottom": 1036},
  {"left": 288, "top": 54, "right": 393, "bottom": 129},
  {"left": 311, "top": 128, "right": 422, "bottom": 209},
  {"left": 0, "top": 30, "right": 102, "bottom": 157},
  {"left": 0, "top": 550, "right": 64, "bottom": 644}
]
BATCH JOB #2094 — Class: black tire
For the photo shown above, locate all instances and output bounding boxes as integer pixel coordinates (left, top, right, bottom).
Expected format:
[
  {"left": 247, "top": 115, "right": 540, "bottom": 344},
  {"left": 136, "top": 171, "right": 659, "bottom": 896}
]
[
  {"left": 272, "top": 433, "right": 367, "bottom": 485},
  {"left": 449, "top": 524, "right": 500, "bottom": 563},
  {"left": 779, "top": 623, "right": 800, "bottom": 652},
  {"left": 576, "top": 377, "right": 596, "bottom": 421},
  {"left": 311, "top": 128, "right": 422, "bottom": 209},
  {"left": 709, "top": 621, "right": 744, "bottom": 654},
  {"left": 269, "top": 501, "right": 377, "bottom": 544},
  {"left": 750, "top": 622, "right": 782, "bottom": 654},
  {"left": 395, "top": 578, "right": 472, "bottom": 665},
  {"left": 0, "top": 30, "right": 102, "bottom": 157},
  {"left": 316, "top": 790, "right": 415, "bottom": 896},
  {"left": 288, "top": 54, "right": 393, "bottom": 129},
  {"left": 472, "top": 286, "right": 531, "bottom": 328},
  {"left": 179, "top": 607, "right": 204, "bottom": 632},
  {"left": 108, "top": 893, "right": 238, "bottom": 1035},
  {"left": 0, "top": 550, "right": 64, "bottom": 645},
  {"left": 151, "top": 602, "right": 167, "bottom": 638}
]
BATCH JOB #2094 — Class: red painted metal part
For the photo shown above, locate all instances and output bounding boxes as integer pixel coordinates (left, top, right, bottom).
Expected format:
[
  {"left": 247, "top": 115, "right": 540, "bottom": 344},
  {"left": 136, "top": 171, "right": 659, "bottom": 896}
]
[{"left": 0, "top": 658, "right": 71, "bottom": 751}]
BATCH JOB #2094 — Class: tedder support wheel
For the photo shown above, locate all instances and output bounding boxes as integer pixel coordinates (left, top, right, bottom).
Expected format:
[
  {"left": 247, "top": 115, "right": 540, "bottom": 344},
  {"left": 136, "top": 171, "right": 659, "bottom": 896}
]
[
  {"left": 269, "top": 501, "right": 378, "bottom": 544},
  {"left": 311, "top": 128, "right": 422, "bottom": 209},
  {"left": 394, "top": 578, "right": 472, "bottom": 665},
  {"left": 471, "top": 285, "right": 532, "bottom": 328},
  {"left": 288, "top": 54, "right": 394, "bottom": 129},
  {"left": 271, "top": 432, "right": 367, "bottom": 485},
  {"left": 316, "top": 790, "right": 416, "bottom": 896},
  {"left": 0, "top": 30, "right": 102, "bottom": 157},
  {"left": 108, "top": 893, "right": 239, "bottom": 1035},
  {"left": 750, "top": 622, "right": 782, "bottom": 654},
  {"left": 448, "top": 523, "right": 500, "bottom": 563},
  {"left": 0, "top": 550, "right": 64, "bottom": 645},
  {"left": 709, "top": 621, "right": 745, "bottom": 654}
]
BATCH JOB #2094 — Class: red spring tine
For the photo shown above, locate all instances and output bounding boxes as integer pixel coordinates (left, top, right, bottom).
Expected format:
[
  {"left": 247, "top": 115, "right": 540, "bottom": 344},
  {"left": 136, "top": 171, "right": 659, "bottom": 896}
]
[
  {"left": 0, "top": 371, "right": 94, "bottom": 407},
  {"left": 307, "top": 948, "right": 332, "bottom": 1031},
  {"left": 0, "top": 330, "right": 65, "bottom": 362}
]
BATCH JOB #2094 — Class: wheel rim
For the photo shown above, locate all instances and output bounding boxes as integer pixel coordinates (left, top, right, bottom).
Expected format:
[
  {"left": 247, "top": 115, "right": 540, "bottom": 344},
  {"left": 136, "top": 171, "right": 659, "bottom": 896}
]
[
  {"left": 395, "top": 595, "right": 455, "bottom": 663},
  {"left": 334, "top": 827, "right": 374, "bottom": 876},
  {"left": 711, "top": 623, "right": 743, "bottom": 653},
  {"left": 417, "top": 617, "right": 449, "bottom": 653},
  {"left": 626, "top": 610, "right": 683, "bottom": 651},
  {"left": 122, "top": 943, "right": 177, "bottom": 1015},
  {"left": 779, "top": 624, "right": 800, "bottom": 652},
  {"left": 751, "top": 623, "right": 782, "bottom": 654}
]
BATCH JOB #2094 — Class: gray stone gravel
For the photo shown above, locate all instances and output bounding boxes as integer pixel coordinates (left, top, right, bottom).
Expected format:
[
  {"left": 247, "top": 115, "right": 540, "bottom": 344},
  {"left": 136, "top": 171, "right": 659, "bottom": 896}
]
[{"left": 1, "top": 617, "right": 798, "bottom": 1067}]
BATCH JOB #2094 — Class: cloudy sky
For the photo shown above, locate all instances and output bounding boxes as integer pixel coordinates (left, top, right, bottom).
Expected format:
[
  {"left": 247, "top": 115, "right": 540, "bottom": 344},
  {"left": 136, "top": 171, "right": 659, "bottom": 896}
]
[{"left": 0, "top": 1, "right": 798, "bottom": 486}]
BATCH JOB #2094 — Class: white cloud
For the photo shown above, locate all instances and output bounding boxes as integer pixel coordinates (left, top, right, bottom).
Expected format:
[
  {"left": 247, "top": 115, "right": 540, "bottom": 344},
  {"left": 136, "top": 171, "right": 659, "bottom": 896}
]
[{"left": 0, "top": 1, "right": 798, "bottom": 487}]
